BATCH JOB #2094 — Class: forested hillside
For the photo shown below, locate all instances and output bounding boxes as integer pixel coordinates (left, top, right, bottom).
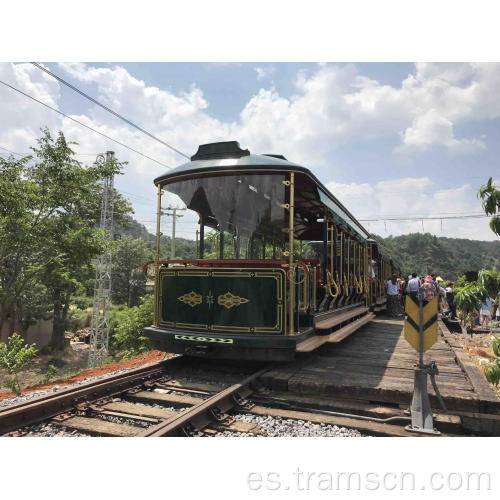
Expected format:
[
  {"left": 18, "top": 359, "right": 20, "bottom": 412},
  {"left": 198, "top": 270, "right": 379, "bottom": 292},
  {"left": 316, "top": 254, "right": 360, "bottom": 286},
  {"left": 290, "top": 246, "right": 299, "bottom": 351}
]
[{"left": 373, "top": 233, "right": 500, "bottom": 280}]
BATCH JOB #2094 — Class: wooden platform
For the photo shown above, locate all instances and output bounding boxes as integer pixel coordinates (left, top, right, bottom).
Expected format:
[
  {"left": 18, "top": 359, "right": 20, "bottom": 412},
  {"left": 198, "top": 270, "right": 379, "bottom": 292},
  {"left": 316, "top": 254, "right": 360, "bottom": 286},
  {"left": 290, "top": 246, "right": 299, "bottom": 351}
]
[
  {"left": 314, "top": 306, "right": 368, "bottom": 331},
  {"left": 263, "top": 316, "right": 500, "bottom": 433},
  {"left": 296, "top": 313, "right": 374, "bottom": 352}
]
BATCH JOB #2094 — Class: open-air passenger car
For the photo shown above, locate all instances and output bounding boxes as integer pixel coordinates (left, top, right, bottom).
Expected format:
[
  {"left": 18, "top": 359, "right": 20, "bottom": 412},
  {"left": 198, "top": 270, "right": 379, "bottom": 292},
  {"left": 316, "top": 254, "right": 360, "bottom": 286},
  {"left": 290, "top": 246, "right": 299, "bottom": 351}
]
[{"left": 144, "top": 141, "right": 396, "bottom": 361}]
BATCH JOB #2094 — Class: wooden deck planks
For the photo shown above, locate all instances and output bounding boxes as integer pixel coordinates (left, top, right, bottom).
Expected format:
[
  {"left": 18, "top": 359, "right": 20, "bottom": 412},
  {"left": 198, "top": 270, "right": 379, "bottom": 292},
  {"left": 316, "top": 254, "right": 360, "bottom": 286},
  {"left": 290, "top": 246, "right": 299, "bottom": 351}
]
[{"left": 264, "top": 316, "right": 499, "bottom": 413}]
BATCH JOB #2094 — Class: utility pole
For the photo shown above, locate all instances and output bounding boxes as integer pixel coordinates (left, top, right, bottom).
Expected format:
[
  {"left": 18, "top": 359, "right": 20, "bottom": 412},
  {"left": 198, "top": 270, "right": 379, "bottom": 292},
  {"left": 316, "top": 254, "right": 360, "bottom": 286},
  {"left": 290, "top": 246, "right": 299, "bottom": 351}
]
[
  {"left": 163, "top": 207, "right": 186, "bottom": 259},
  {"left": 89, "top": 151, "right": 115, "bottom": 368}
]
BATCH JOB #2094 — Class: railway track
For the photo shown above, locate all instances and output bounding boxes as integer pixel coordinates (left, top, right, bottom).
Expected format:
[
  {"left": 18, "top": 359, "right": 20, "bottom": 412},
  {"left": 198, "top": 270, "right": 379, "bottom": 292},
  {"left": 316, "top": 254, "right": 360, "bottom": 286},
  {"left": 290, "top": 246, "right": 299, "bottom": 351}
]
[
  {"left": 0, "top": 353, "right": 485, "bottom": 437},
  {"left": 0, "top": 357, "right": 273, "bottom": 437}
]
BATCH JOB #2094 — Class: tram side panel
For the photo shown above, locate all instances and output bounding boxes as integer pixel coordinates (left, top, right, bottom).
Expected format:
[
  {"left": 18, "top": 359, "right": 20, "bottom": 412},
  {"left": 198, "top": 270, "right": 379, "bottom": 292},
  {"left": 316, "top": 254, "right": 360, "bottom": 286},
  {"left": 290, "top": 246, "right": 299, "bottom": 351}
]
[{"left": 144, "top": 266, "right": 297, "bottom": 360}]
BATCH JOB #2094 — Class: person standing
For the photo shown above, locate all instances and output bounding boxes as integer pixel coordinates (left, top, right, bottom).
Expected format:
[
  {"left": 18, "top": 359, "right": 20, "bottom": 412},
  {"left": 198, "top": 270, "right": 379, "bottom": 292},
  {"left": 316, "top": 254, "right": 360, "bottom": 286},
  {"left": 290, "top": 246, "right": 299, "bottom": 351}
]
[
  {"left": 422, "top": 275, "right": 437, "bottom": 304},
  {"left": 480, "top": 296, "right": 495, "bottom": 329},
  {"left": 386, "top": 274, "right": 402, "bottom": 317},
  {"left": 407, "top": 272, "right": 421, "bottom": 301},
  {"left": 445, "top": 283, "right": 457, "bottom": 319}
]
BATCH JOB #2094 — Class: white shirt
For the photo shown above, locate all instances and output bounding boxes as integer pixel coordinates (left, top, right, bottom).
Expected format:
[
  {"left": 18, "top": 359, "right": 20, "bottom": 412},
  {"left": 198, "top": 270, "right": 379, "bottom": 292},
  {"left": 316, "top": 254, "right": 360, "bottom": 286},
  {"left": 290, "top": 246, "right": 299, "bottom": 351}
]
[
  {"left": 407, "top": 277, "right": 421, "bottom": 292},
  {"left": 387, "top": 280, "right": 399, "bottom": 296}
]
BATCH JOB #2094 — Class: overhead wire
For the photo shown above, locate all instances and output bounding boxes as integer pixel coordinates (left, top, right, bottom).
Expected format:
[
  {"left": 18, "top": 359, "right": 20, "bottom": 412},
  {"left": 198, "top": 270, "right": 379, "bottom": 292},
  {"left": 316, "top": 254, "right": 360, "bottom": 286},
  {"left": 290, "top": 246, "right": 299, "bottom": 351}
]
[
  {"left": 30, "top": 62, "right": 190, "bottom": 160},
  {"left": 359, "top": 213, "right": 490, "bottom": 222},
  {"left": 0, "top": 79, "right": 172, "bottom": 170}
]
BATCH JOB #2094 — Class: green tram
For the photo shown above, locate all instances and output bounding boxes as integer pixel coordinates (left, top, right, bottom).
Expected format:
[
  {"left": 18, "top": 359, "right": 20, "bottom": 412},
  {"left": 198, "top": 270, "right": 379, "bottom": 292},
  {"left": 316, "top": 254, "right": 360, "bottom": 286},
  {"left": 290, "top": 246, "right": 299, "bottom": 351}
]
[{"left": 144, "top": 141, "right": 397, "bottom": 361}]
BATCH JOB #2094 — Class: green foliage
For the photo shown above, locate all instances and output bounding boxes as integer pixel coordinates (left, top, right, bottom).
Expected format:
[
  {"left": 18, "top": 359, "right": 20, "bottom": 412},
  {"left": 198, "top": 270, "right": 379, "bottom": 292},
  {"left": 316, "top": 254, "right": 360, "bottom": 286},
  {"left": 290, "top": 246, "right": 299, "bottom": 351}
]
[
  {"left": 111, "top": 235, "right": 151, "bottom": 307},
  {"left": 109, "top": 304, "right": 130, "bottom": 338},
  {"left": 0, "top": 333, "right": 38, "bottom": 395},
  {"left": 492, "top": 335, "right": 500, "bottom": 358},
  {"left": 485, "top": 361, "right": 500, "bottom": 386},
  {"left": 67, "top": 307, "right": 92, "bottom": 332},
  {"left": 0, "top": 129, "right": 133, "bottom": 350},
  {"left": 373, "top": 233, "right": 500, "bottom": 280},
  {"left": 478, "top": 177, "right": 500, "bottom": 236},
  {"left": 71, "top": 295, "right": 93, "bottom": 310},
  {"left": 478, "top": 269, "right": 500, "bottom": 300},
  {"left": 454, "top": 282, "right": 488, "bottom": 329},
  {"left": 485, "top": 335, "right": 500, "bottom": 387},
  {"left": 40, "top": 364, "right": 59, "bottom": 385},
  {"left": 112, "top": 295, "right": 153, "bottom": 360}
]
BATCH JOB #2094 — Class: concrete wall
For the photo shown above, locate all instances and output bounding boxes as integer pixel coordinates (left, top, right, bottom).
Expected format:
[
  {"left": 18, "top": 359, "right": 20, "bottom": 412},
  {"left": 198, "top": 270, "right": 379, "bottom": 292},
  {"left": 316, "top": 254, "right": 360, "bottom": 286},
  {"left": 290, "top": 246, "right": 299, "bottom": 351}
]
[{"left": 0, "top": 319, "right": 53, "bottom": 349}]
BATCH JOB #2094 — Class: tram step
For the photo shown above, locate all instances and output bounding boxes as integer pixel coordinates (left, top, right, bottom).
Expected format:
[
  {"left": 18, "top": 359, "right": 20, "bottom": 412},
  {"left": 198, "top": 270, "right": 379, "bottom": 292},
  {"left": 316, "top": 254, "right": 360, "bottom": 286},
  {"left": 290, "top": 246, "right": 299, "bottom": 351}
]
[
  {"left": 296, "top": 313, "right": 374, "bottom": 353},
  {"left": 315, "top": 306, "right": 368, "bottom": 332}
]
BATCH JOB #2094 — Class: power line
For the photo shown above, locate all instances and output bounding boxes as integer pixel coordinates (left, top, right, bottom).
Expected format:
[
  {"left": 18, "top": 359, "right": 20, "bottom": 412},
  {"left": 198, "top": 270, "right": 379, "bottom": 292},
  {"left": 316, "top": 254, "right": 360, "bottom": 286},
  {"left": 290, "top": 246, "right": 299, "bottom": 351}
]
[
  {"left": 0, "top": 79, "right": 172, "bottom": 170},
  {"left": 31, "top": 62, "right": 190, "bottom": 160},
  {"left": 359, "top": 213, "right": 490, "bottom": 222},
  {"left": 1, "top": 144, "right": 102, "bottom": 158},
  {"left": 0, "top": 145, "right": 26, "bottom": 157}
]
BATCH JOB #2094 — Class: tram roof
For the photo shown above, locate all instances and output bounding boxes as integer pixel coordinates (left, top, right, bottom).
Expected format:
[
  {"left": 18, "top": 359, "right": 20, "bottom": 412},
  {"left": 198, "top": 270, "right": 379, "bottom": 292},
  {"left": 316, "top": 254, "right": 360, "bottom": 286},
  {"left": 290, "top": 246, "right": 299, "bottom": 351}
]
[{"left": 154, "top": 141, "right": 371, "bottom": 240}]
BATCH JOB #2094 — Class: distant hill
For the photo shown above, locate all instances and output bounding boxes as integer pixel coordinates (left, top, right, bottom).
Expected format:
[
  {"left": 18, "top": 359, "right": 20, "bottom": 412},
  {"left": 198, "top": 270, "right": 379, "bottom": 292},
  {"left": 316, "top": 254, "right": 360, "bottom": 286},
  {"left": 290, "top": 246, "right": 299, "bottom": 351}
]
[
  {"left": 373, "top": 233, "right": 500, "bottom": 280},
  {"left": 116, "top": 216, "right": 155, "bottom": 242}
]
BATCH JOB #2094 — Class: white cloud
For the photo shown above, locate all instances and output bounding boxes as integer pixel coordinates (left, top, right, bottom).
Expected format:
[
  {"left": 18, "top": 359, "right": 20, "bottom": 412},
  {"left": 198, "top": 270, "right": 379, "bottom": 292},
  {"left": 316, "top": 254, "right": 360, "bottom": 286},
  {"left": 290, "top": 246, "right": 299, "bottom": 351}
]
[
  {"left": 234, "top": 62, "right": 500, "bottom": 164},
  {"left": 254, "top": 66, "right": 276, "bottom": 80},
  {"left": 326, "top": 177, "right": 495, "bottom": 240},
  {"left": 0, "top": 62, "right": 498, "bottom": 241}
]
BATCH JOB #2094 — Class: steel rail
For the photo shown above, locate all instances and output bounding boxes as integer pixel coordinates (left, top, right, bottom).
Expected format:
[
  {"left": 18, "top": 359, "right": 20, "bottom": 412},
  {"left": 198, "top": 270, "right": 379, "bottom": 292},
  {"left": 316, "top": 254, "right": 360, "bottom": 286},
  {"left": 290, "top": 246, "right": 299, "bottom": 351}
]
[
  {"left": 0, "top": 357, "right": 181, "bottom": 435},
  {"left": 140, "top": 367, "right": 270, "bottom": 437}
]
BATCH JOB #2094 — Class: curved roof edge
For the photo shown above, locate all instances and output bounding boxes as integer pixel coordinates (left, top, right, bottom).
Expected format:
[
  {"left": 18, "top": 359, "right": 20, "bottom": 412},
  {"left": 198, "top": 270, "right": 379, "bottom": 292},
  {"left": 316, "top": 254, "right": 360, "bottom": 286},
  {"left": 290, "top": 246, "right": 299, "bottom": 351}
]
[{"left": 154, "top": 143, "right": 371, "bottom": 240}]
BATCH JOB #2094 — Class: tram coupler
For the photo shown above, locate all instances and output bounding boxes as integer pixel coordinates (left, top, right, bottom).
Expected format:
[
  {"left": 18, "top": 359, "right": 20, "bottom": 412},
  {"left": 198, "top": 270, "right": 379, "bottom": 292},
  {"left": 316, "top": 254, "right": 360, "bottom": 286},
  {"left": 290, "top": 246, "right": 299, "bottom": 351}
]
[{"left": 405, "top": 361, "right": 441, "bottom": 436}]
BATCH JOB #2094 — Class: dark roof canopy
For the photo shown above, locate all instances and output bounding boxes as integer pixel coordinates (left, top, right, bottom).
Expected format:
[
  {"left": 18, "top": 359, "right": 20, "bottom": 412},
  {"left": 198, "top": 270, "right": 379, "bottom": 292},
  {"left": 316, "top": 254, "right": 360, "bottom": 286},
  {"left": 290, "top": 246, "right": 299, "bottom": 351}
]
[{"left": 155, "top": 141, "right": 371, "bottom": 240}]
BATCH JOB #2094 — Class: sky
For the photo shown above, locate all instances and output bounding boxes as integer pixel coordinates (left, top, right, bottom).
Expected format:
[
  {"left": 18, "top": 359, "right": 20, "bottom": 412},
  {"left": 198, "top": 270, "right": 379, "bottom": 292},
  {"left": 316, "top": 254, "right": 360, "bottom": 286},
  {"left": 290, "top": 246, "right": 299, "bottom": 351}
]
[{"left": 0, "top": 61, "right": 498, "bottom": 242}]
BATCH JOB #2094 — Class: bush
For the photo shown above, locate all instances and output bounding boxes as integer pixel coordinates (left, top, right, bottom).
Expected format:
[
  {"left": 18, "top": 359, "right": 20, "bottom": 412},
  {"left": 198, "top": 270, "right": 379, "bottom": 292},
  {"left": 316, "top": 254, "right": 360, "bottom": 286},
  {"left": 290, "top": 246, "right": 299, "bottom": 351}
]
[
  {"left": 40, "top": 364, "right": 59, "bottom": 385},
  {"left": 71, "top": 295, "right": 93, "bottom": 310},
  {"left": 485, "top": 335, "right": 500, "bottom": 386},
  {"left": 67, "top": 307, "right": 92, "bottom": 332},
  {"left": 0, "top": 333, "right": 38, "bottom": 395},
  {"left": 113, "top": 295, "right": 153, "bottom": 360}
]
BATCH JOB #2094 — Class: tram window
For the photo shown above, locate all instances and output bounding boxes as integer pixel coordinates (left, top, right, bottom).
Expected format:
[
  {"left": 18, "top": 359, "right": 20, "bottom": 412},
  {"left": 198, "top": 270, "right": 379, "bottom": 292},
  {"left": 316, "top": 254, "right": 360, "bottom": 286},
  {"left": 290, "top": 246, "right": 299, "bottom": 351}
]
[{"left": 160, "top": 173, "right": 287, "bottom": 260}]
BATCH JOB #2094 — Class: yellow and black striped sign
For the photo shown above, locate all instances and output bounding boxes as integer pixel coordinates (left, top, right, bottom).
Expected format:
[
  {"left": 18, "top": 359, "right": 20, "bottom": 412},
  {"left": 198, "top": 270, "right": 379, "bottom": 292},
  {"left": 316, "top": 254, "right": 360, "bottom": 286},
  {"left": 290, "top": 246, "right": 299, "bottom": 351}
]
[{"left": 404, "top": 296, "right": 438, "bottom": 352}]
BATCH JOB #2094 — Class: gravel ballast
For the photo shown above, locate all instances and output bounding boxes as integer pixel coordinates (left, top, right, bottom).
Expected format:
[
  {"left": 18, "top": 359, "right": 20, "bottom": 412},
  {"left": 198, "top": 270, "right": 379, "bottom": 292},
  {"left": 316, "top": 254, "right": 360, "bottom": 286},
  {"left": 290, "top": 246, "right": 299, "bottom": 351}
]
[
  {"left": 0, "top": 367, "right": 142, "bottom": 409},
  {"left": 195, "top": 413, "right": 366, "bottom": 437}
]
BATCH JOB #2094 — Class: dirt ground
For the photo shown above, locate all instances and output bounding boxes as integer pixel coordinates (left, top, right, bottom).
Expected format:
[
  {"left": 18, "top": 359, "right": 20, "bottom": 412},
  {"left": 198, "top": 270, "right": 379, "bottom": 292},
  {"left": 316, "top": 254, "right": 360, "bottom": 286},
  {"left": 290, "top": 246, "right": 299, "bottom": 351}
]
[{"left": 0, "top": 347, "right": 171, "bottom": 401}]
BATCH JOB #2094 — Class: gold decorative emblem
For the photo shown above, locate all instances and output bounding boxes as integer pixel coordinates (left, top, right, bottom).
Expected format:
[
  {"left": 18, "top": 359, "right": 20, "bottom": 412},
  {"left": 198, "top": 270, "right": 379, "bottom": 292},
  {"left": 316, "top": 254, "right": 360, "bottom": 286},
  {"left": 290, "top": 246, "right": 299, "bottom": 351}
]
[
  {"left": 217, "top": 291, "right": 249, "bottom": 309},
  {"left": 177, "top": 291, "right": 202, "bottom": 307}
]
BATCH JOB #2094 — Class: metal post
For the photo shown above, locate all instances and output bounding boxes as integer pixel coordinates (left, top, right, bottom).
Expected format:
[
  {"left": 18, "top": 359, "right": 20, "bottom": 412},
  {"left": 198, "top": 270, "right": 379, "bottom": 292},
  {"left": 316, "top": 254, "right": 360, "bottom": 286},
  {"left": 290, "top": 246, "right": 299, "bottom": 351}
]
[
  {"left": 196, "top": 230, "right": 199, "bottom": 258},
  {"left": 153, "top": 183, "right": 162, "bottom": 327},
  {"left": 219, "top": 229, "right": 224, "bottom": 259},
  {"left": 323, "top": 215, "right": 328, "bottom": 283},
  {"left": 405, "top": 287, "right": 440, "bottom": 435},
  {"left": 199, "top": 219, "right": 205, "bottom": 258},
  {"left": 89, "top": 152, "right": 115, "bottom": 367},
  {"left": 288, "top": 172, "right": 295, "bottom": 335},
  {"left": 329, "top": 225, "right": 334, "bottom": 279},
  {"left": 164, "top": 207, "right": 185, "bottom": 260},
  {"left": 171, "top": 208, "right": 176, "bottom": 259}
]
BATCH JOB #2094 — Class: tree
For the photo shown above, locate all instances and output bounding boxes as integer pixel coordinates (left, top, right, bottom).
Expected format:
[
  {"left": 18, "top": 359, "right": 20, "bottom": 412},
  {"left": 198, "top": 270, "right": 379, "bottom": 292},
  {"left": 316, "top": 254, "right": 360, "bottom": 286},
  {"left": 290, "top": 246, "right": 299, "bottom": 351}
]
[
  {"left": 478, "top": 269, "right": 500, "bottom": 300},
  {"left": 111, "top": 235, "right": 151, "bottom": 307},
  {"left": 0, "top": 129, "right": 132, "bottom": 349},
  {"left": 478, "top": 177, "right": 500, "bottom": 237},
  {"left": 0, "top": 333, "right": 38, "bottom": 395},
  {"left": 454, "top": 282, "right": 488, "bottom": 331}
]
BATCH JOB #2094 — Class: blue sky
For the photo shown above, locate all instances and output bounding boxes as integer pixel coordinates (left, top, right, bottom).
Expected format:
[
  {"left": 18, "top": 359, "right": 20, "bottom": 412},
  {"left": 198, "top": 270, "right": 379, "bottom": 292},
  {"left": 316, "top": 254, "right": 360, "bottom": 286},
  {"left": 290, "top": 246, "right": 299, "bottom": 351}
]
[{"left": 0, "top": 62, "right": 498, "bottom": 241}]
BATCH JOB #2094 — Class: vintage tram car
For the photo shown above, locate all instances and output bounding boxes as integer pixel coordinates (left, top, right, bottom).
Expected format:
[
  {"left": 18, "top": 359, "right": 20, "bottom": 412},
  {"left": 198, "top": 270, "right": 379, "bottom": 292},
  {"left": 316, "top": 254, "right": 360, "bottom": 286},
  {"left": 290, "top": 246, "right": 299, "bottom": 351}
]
[{"left": 144, "top": 141, "right": 397, "bottom": 361}]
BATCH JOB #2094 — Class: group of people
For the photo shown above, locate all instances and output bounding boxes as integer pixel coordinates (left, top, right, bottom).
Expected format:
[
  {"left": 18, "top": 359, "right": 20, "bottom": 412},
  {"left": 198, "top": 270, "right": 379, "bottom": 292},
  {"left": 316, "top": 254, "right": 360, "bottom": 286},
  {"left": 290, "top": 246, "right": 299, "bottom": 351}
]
[
  {"left": 386, "top": 273, "right": 499, "bottom": 328},
  {"left": 385, "top": 273, "right": 458, "bottom": 320}
]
